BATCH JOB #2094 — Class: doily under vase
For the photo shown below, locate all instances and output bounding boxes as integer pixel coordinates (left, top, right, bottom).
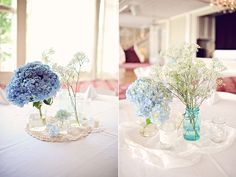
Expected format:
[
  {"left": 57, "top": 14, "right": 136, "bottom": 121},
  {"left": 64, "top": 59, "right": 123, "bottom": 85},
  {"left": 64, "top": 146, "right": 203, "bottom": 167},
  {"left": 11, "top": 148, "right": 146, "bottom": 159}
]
[{"left": 26, "top": 117, "right": 104, "bottom": 142}]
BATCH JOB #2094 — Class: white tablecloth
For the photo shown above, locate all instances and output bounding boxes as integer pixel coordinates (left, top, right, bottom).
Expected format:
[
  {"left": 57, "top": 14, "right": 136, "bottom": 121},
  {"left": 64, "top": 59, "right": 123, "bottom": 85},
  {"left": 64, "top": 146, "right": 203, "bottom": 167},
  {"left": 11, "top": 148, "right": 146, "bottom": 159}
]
[
  {"left": 0, "top": 94, "right": 118, "bottom": 177},
  {"left": 119, "top": 92, "right": 236, "bottom": 177}
]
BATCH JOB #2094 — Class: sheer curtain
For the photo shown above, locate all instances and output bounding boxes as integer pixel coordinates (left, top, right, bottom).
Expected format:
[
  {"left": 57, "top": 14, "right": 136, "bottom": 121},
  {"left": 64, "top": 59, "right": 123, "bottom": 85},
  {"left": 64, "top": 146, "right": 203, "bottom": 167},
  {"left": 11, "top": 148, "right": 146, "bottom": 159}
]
[
  {"left": 27, "top": 0, "right": 118, "bottom": 80},
  {"left": 96, "top": 0, "right": 119, "bottom": 79}
]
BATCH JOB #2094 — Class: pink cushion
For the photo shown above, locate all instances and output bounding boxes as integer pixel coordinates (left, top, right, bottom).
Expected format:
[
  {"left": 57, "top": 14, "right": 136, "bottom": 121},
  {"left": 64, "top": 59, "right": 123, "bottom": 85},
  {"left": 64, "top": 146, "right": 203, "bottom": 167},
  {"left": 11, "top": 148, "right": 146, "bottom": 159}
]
[
  {"left": 0, "top": 84, "right": 6, "bottom": 89},
  {"left": 119, "top": 83, "right": 130, "bottom": 100},
  {"left": 217, "top": 77, "right": 236, "bottom": 94}
]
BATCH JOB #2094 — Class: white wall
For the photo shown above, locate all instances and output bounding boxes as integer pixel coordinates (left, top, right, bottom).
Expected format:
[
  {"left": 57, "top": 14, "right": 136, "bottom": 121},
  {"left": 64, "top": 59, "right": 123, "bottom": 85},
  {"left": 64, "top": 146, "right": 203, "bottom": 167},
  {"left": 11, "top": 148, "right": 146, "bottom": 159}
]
[
  {"left": 157, "top": 6, "right": 222, "bottom": 50},
  {"left": 149, "top": 25, "right": 161, "bottom": 64},
  {"left": 169, "top": 16, "right": 187, "bottom": 46}
]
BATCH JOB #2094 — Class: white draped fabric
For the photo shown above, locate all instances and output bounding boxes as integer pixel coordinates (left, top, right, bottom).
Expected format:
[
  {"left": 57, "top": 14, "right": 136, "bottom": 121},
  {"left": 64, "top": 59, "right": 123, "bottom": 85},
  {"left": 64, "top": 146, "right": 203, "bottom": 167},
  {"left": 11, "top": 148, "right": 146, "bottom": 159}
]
[
  {"left": 119, "top": 92, "right": 236, "bottom": 177},
  {"left": 0, "top": 94, "right": 118, "bottom": 177}
]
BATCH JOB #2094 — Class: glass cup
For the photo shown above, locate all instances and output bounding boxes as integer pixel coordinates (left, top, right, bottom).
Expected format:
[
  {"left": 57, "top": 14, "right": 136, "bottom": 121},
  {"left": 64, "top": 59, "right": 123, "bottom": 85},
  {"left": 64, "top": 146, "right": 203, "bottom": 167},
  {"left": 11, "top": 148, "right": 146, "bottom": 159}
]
[
  {"left": 28, "top": 113, "right": 46, "bottom": 131},
  {"left": 210, "top": 117, "right": 226, "bottom": 143},
  {"left": 159, "top": 120, "right": 177, "bottom": 150}
]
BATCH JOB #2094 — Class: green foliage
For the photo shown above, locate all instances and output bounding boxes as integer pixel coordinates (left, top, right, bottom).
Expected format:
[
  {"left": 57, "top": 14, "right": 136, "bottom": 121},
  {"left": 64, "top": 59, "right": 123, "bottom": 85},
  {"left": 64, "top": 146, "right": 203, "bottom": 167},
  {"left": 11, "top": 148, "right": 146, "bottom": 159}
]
[
  {"left": 0, "top": 0, "right": 13, "bottom": 62},
  {"left": 33, "top": 101, "right": 43, "bottom": 118},
  {"left": 33, "top": 101, "right": 42, "bottom": 109},
  {"left": 145, "top": 118, "right": 152, "bottom": 125},
  {"left": 0, "top": 0, "right": 12, "bottom": 6},
  {"left": 43, "top": 98, "right": 53, "bottom": 105},
  {"left": 33, "top": 98, "right": 54, "bottom": 119}
]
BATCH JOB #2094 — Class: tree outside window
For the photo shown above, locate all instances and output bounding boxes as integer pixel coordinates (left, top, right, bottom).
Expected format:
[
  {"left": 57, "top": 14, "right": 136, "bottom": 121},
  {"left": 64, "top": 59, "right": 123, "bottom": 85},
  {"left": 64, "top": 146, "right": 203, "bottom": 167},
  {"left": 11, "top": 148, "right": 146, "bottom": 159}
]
[{"left": 0, "top": 0, "right": 16, "bottom": 71}]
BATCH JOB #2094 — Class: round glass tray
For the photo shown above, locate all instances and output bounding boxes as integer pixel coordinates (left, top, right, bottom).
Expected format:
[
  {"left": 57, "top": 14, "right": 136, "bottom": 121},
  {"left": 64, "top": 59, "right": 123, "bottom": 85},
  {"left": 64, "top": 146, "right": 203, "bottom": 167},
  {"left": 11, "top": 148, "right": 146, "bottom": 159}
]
[{"left": 121, "top": 121, "right": 236, "bottom": 169}]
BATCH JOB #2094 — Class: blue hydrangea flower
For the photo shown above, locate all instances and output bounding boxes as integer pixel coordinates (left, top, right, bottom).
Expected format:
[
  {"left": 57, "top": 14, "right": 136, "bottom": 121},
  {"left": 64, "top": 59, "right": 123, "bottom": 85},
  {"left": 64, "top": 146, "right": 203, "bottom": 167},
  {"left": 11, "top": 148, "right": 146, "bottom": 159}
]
[
  {"left": 126, "top": 78, "right": 172, "bottom": 123},
  {"left": 6, "top": 61, "right": 60, "bottom": 107},
  {"left": 47, "top": 124, "right": 60, "bottom": 137}
]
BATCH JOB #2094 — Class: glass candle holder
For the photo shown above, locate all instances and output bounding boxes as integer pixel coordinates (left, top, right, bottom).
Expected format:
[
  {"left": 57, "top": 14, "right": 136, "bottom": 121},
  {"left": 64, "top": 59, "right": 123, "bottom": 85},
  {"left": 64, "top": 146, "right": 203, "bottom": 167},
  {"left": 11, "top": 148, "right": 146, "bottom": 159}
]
[
  {"left": 159, "top": 120, "right": 177, "bottom": 150},
  {"left": 58, "top": 120, "right": 70, "bottom": 135},
  {"left": 28, "top": 113, "right": 46, "bottom": 131},
  {"left": 210, "top": 117, "right": 226, "bottom": 143}
]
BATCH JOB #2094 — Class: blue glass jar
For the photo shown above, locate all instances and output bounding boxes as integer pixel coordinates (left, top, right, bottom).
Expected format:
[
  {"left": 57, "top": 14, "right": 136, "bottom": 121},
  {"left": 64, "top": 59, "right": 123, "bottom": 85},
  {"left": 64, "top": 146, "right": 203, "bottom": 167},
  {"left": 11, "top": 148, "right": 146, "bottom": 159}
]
[{"left": 183, "top": 107, "right": 200, "bottom": 141}]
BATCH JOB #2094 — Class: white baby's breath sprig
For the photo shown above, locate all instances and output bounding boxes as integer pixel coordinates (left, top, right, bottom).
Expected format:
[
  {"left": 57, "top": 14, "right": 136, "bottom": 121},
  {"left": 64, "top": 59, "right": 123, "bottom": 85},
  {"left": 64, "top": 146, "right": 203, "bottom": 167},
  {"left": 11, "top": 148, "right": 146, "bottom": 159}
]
[
  {"left": 41, "top": 49, "right": 89, "bottom": 125},
  {"left": 154, "top": 43, "right": 225, "bottom": 108}
]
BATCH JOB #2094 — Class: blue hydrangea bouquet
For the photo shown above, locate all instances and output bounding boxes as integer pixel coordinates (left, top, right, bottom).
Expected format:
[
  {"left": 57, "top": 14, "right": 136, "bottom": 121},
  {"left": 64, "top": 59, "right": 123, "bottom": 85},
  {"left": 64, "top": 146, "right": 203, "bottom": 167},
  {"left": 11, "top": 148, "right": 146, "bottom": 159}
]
[
  {"left": 5, "top": 53, "right": 92, "bottom": 141},
  {"left": 6, "top": 61, "right": 60, "bottom": 124},
  {"left": 126, "top": 78, "right": 172, "bottom": 129}
]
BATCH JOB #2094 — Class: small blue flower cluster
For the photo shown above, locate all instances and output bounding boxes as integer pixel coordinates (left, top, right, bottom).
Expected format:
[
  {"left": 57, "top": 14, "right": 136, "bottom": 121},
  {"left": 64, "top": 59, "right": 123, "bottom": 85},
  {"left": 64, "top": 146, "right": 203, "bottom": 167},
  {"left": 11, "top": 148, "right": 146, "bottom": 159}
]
[
  {"left": 126, "top": 78, "right": 172, "bottom": 123},
  {"left": 6, "top": 61, "right": 60, "bottom": 107},
  {"left": 47, "top": 124, "right": 60, "bottom": 137}
]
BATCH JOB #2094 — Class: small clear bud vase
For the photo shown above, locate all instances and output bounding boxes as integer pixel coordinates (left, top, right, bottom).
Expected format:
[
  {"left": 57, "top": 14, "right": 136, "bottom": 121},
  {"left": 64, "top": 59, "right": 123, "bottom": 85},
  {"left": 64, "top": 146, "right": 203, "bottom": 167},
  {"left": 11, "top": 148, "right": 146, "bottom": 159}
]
[
  {"left": 139, "top": 118, "right": 157, "bottom": 137},
  {"left": 28, "top": 113, "right": 46, "bottom": 131},
  {"left": 183, "top": 107, "right": 200, "bottom": 141}
]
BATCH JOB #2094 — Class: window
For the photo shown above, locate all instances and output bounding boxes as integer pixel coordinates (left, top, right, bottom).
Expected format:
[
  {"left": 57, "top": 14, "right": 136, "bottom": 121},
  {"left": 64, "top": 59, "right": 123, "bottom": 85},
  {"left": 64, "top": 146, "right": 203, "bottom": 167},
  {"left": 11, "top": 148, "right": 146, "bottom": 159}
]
[
  {"left": 26, "top": 0, "right": 96, "bottom": 74},
  {"left": 0, "top": 0, "right": 118, "bottom": 83},
  {"left": 0, "top": 0, "right": 17, "bottom": 72}
]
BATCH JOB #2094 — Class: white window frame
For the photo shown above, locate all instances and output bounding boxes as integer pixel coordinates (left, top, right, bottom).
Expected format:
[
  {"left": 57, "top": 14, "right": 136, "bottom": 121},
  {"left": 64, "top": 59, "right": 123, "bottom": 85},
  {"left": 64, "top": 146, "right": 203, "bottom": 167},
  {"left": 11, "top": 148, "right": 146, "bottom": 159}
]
[{"left": 0, "top": 0, "right": 26, "bottom": 85}]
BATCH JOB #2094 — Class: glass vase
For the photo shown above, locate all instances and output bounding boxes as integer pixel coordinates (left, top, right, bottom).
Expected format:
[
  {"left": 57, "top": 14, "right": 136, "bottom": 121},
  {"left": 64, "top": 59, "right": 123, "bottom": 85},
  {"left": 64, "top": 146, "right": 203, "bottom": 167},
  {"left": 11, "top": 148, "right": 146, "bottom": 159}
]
[
  {"left": 160, "top": 120, "right": 177, "bottom": 149},
  {"left": 139, "top": 118, "right": 157, "bottom": 137},
  {"left": 28, "top": 113, "right": 46, "bottom": 131},
  {"left": 57, "top": 120, "right": 70, "bottom": 135},
  {"left": 58, "top": 90, "right": 85, "bottom": 128},
  {"left": 69, "top": 112, "right": 81, "bottom": 128},
  {"left": 183, "top": 107, "right": 200, "bottom": 141},
  {"left": 210, "top": 117, "right": 226, "bottom": 143}
]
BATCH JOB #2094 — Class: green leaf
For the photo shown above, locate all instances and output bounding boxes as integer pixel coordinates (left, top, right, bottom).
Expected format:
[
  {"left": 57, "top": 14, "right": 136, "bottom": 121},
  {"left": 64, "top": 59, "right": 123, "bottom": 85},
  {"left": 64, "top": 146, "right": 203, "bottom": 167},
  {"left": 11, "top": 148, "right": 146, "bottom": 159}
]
[
  {"left": 43, "top": 98, "right": 53, "bottom": 105},
  {"left": 146, "top": 118, "right": 152, "bottom": 125},
  {"left": 33, "top": 101, "right": 42, "bottom": 109}
]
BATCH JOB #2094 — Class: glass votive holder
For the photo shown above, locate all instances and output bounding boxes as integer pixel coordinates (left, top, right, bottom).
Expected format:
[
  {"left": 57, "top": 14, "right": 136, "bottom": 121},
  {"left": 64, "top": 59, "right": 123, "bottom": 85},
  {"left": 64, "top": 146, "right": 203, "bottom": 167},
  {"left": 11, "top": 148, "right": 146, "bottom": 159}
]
[
  {"left": 139, "top": 123, "right": 157, "bottom": 137},
  {"left": 210, "top": 117, "right": 226, "bottom": 143},
  {"left": 159, "top": 120, "right": 177, "bottom": 150},
  {"left": 57, "top": 120, "right": 70, "bottom": 135},
  {"left": 28, "top": 113, "right": 46, "bottom": 131},
  {"left": 93, "top": 119, "right": 100, "bottom": 128}
]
